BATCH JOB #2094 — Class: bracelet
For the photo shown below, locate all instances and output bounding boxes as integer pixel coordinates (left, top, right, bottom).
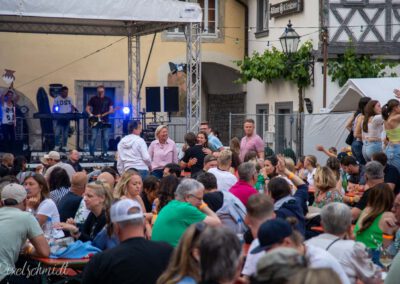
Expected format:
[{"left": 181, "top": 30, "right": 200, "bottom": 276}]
[
  {"left": 383, "top": 234, "right": 394, "bottom": 240},
  {"left": 199, "top": 203, "right": 208, "bottom": 210},
  {"left": 288, "top": 172, "right": 295, "bottom": 180}
]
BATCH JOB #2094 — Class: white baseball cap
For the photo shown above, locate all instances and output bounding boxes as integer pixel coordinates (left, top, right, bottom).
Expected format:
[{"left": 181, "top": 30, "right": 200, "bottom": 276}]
[
  {"left": 1, "top": 183, "right": 27, "bottom": 204},
  {"left": 110, "top": 199, "right": 144, "bottom": 223}
]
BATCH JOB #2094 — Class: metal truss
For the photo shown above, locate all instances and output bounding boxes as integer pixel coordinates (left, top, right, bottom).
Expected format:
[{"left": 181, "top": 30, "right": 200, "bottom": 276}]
[
  {"left": 185, "top": 22, "right": 202, "bottom": 133},
  {"left": 128, "top": 32, "right": 141, "bottom": 119}
]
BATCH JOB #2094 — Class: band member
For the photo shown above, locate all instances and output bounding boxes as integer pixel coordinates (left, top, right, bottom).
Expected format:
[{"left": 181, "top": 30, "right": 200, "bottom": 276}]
[
  {"left": 85, "top": 85, "right": 113, "bottom": 157},
  {"left": 1, "top": 88, "right": 18, "bottom": 152},
  {"left": 53, "top": 86, "right": 75, "bottom": 151}
]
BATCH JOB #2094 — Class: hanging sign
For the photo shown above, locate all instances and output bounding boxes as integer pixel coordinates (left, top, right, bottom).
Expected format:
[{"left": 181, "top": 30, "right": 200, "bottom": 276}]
[{"left": 270, "top": 0, "right": 303, "bottom": 18}]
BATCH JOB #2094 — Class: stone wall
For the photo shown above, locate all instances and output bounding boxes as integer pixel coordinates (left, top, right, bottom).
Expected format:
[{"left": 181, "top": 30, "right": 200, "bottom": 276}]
[{"left": 207, "top": 92, "right": 246, "bottom": 145}]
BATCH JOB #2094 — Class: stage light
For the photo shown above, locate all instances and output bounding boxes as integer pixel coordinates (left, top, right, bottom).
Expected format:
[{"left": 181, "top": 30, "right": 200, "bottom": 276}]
[
  {"left": 123, "top": 107, "right": 130, "bottom": 115},
  {"left": 54, "top": 105, "right": 60, "bottom": 113},
  {"left": 168, "top": 62, "right": 187, "bottom": 74}
]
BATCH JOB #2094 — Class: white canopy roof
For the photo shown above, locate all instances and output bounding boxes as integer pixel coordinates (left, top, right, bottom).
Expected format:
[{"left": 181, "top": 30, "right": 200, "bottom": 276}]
[
  {"left": 0, "top": 0, "right": 202, "bottom": 36},
  {"left": 327, "top": 78, "right": 400, "bottom": 112}
]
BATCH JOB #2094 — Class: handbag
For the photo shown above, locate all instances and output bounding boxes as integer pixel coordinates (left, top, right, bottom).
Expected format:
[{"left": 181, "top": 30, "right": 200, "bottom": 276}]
[{"left": 345, "top": 130, "right": 354, "bottom": 145}]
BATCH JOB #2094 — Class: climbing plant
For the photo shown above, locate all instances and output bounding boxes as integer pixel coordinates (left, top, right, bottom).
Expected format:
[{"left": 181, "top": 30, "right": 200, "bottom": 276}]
[
  {"left": 328, "top": 45, "right": 398, "bottom": 87},
  {"left": 236, "top": 41, "right": 314, "bottom": 113}
]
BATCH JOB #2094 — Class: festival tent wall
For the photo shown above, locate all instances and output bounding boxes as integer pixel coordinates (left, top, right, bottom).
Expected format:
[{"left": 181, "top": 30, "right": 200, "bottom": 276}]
[{"left": 303, "top": 78, "right": 400, "bottom": 164}]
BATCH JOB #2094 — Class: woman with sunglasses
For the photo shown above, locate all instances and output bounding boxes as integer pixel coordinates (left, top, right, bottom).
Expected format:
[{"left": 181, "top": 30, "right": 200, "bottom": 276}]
[{"left": 56, "top": 181, "right": 112, "bottom": 241}]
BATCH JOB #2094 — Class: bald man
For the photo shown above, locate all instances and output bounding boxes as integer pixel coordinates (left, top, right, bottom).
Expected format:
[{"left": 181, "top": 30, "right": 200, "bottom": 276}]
[
  {"left": 97, "top": 172, "right": 116, "bottom": 193},
  {"left": 58, "top": 172, "right": 87, "bottom": 222}
]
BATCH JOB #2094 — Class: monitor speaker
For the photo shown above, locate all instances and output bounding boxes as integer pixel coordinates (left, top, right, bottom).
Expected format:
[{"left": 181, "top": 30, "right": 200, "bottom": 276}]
[
  {"left": 164, "top": 87, "right": 179, "bottom": 112},
  {"left": 146, "top": 87, "right": 161, "bottom": 112}
]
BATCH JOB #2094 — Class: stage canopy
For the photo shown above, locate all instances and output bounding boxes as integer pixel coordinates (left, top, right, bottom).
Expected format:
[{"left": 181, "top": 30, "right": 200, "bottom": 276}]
[
  {"left": 327, "top": 77, "right": 400, "bottom": 112},
  {"left": 0, "top": 0, "right": 202, "bottom": 36}
]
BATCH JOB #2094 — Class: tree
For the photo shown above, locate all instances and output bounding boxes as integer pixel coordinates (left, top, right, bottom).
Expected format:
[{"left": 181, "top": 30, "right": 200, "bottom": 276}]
[{"left": 328, "top": 45, "right": 398, "bottom": 87}]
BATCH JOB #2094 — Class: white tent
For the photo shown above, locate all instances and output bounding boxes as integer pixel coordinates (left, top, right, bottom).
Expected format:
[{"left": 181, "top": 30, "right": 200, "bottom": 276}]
[{"left": 327, "top": 78, "right": 400, "bottom": 112}]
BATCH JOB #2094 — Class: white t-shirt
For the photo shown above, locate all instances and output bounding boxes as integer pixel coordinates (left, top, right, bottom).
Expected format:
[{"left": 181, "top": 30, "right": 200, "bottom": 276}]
[
  {"left": 53, "top": 96, "right": 73, "bottom": 113},
  {"left": 35, "top": 198, "right": 64, "bottom": 238},
  {"left": 242, "top": 238, "right": 265, "bottom": 277},
  {"left": 207, "top": 167, "right": 237, "bottom": 192},
  {"left": 306, "top": 244, "right": 351, "bottom": 284},
  {"left": 1, "top": 103, "right": 14, "bottom": 124},
  {"left": 306, "top": 168, "right": 317, "bottom": 186}
]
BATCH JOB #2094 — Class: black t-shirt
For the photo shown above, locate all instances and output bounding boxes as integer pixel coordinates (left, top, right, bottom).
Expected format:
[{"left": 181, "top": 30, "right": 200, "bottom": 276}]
[
  {"left": 182, "top": 145, "right": 206, "bottom": 175},
  {"left": 87, "top": 96, "right": 113, "bottom": 122},
  {"left": 82, "top": 237, "right": 173, "bottom": 284},
  {"left": 348, "top": 164, "right": 366, "bottom": 185},
  {"left": 66, "top": 160, "right": 83, "bottom": 172},
  {"left": 58, "top": 191, "right": 82, "bottom": 222},
  {"left": 79, "top": 211, "right": 107, "bottom": 242},
  {"left": 204, "top": 191, "right": 224, "bottom": 212},
  {"left": 355, "top": 189, "right": 370, "bottom": 211},
  {"left": 141, "top": 193, "right": 153, "bottom": 213},
  {"left": 384, "top": 164, "right": 400, "bottom": 195},
  {"left": 0, "top": 164, "right": 10, "bottom": 178}
]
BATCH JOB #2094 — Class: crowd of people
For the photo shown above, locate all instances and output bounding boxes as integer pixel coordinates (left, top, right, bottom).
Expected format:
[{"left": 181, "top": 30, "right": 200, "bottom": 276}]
[{"left": 2, "top": 92, "right": 400, "bottom": 284}]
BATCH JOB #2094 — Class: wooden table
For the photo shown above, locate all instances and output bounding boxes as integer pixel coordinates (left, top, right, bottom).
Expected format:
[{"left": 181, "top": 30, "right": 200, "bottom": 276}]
[{"left": 32, "top": 257, "right": 89, "bottom": 270}]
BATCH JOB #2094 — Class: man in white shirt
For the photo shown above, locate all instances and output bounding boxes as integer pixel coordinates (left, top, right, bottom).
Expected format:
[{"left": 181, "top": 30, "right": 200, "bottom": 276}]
[
  {"left": 241, "top": 195, "right": 275, "bottom": 279},
  {"left": 44, "top": 151, "right": 76, "bottom": 181},
  {"left": 53, "top": 86, "right": 75, "bottom": 151},
  {"left": 251, "top": 219, "right": 351, "bottom": 284},
  {"left": 208, "top": 149, "right": 237, "bottom": 191},
  {"left": 306, "top": 202, "right": 381, "bottom": 284},
  {"left": 117, "top": 120, "right": 151, "bottom": 179}
]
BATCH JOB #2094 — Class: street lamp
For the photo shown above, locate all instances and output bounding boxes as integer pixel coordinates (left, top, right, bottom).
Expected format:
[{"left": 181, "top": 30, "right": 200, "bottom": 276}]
[{"left": 279, "top": 20, "right": 300, "bottom": 55}]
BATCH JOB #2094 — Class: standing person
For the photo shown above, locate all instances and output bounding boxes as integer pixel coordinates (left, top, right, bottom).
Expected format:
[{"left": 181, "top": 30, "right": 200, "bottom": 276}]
[
  {"left": 361, "top": 100, "right": 384, "bottom": 162},
  {"left": 0, "top": 183, "right": 50, "bottom": 283},
  {"left": 180, "top": 132, "right": 206, "bottom": 177},
  {"left": 53, "top": 86, "right": 75, "bottom": 152},
  {"left": 86, "top": 85, "right": 114, "bottom": 157},
  {"left": 347, "top": 97, "right": 371, "bottom": 165},
  {"left": 148, "top": 125, "right": 178, "bottom": 179},
  {"left": 199, "top": 121, "right": 224, "bottom": 152},
  {"left": 239, "top": 119, "right": 264, "bottom": 162},
  {"left": 382, "top": 92, "right": 400, "bottom": 173},
  {"left": 303, "top": 155, "right": 318, "bottom": 186},
  {"left": 67, "top": 149, "right": 83, "bottom": 172},
  {"left": 0, "top": 89, "right": 18, "bottom": 153},
  {"left": 117, "top": 120, "right": 151, "bottom": 179},
  {"left": 82, "top": 199, "right": 173, "bottom": 284}
]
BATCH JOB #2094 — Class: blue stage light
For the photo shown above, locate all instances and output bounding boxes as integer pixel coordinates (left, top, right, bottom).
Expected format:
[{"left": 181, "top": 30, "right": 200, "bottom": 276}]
[
  {"left": 54, "top": 105, "right": 60, "bottom": 112},
  {"left": 123, "top": 107, "right": 130, "bottom": 115}
]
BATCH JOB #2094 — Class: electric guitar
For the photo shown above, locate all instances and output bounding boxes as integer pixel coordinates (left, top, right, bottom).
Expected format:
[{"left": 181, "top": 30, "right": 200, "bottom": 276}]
[{"left": 88, "top": 106, "right": 121, "bottom": 128}]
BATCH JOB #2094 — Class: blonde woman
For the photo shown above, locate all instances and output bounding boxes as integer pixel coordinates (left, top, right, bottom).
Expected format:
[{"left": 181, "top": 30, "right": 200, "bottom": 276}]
[
  {"left": 312, "top": 167, "right": 343, "bottom": 208},
  {"left": 114, "top": 170, "right": 152, "bottom": 237},
  {"left": 57, "top": 180, "right": 112, "bottom": 241},
  {"left": 148, "top": 125, "right": 178, "bottom": 179}
]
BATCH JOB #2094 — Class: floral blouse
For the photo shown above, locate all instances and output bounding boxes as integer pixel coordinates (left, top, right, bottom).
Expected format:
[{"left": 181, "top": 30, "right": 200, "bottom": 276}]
[{"left": 312, "top": 189, "right": 343, "bottom": 208}]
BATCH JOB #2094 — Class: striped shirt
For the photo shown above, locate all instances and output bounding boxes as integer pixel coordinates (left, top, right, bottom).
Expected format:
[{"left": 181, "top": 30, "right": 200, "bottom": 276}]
[{"left": 50, "top": 187, "right": 70, "bottom": 206}]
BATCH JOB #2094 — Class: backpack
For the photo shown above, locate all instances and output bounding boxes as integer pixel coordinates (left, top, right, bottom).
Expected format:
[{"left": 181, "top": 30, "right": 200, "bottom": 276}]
[{"left": 216, "top": 191, "right": 248, "bottom": 234}]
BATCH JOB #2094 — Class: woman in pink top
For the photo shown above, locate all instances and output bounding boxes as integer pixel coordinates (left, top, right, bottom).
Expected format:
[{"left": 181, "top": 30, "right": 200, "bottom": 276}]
[{"left": 148, "top": 125, "right": 178, "bottom": 179}]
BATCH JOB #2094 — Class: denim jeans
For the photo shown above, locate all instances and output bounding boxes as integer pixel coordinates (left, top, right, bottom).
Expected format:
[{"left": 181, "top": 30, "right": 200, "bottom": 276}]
[
  {"left": 362, "top": 141, "right": 382, "bottom": 162},
  {"left": 137, "top": 169, "right": 149, "bottom": 180},
  {"left": 351, "top": 140, "right": 366, "bottom": 165},
  {"left": 54, "top": 121, "right": 69, "bottom": 148},
  {"left": 151, "top": 169, "right": 164, "bottom": 179},
  {"left": 90, "top": 126, "right": 110, "bottom": 156},
  {"left": 385, "top": 143, "right": 400, "bottom": 174}
]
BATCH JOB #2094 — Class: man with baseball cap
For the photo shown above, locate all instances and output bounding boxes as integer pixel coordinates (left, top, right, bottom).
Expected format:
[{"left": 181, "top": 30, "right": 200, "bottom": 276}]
[
  {"left": 82, "top": 199, "right": 173, "bottom": 284},
  {"left": 44, "top": 150, "right": 76, "bottom": 180},
  {"left": 251, "top": 219, "right": 350, "bottom": 284},
  {"left": 0, "top": 183, "right": 50, "bottom": 283}
]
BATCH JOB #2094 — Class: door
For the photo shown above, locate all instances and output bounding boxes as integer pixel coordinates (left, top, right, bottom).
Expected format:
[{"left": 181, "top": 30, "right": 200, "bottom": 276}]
[
  {"left": 83, "top": 87, "right": 116, "bottom": 151},
  {"left": 275, "top": 102, "right": 293, "bottom": 154}
]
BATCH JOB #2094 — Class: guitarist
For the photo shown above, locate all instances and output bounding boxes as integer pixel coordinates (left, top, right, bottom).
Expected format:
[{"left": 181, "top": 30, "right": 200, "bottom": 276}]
[{"left": 86, "top": 85, "right": 113, "bottom": 157}]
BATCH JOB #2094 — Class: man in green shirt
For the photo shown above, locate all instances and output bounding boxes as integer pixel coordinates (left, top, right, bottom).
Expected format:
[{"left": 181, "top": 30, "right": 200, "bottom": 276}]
[
  {"left": 152, "top": 179, "right": 221, "bottom": 246},
  {"left": 0, "top": 183, "right": 50, "bottom": 282}
]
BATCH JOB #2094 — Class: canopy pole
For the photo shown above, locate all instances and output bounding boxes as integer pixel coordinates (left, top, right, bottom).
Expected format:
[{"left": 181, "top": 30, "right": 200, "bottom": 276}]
[
  {"left": 128, "top": 31, "right": 141, "bottom": 119},
  {"left": 185, "top": 22, "right": 202, "bottom": 133}
]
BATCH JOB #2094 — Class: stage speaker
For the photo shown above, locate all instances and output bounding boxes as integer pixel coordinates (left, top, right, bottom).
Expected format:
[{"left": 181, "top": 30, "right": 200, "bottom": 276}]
[
  {"left": 164, "top": 87, "right": 179, "bottom": 112},
  {"left": 146, "top": 87, "right": 161, "bottom": 112}
]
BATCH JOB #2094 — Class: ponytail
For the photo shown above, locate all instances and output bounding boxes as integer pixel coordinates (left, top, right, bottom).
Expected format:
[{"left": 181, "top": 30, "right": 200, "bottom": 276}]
[
  {"left": 382, "top": 104, "right": 390, "bottom": 120},
  {"left": 382, "top": 99, "right": 400, "bottom": 121}
]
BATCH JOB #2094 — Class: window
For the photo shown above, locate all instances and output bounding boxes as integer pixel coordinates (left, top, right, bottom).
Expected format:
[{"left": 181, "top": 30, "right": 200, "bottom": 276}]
[
  {"left": 168, "top": 0, "right": 218, "bottom": 36},
  {"left": 256, "top": 0, "right": 269, "bottom": 37}
]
